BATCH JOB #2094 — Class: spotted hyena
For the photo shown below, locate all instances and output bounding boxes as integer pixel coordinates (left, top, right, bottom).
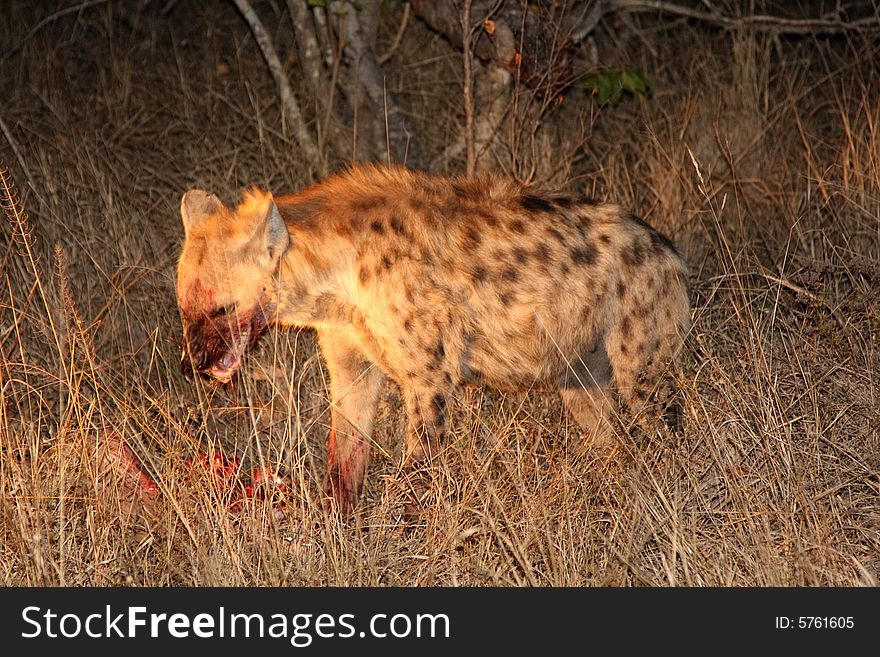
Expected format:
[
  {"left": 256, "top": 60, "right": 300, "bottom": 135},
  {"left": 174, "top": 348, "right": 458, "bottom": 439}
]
[{"left": 176, "top": 165, "right": 689, "bottom": 511}]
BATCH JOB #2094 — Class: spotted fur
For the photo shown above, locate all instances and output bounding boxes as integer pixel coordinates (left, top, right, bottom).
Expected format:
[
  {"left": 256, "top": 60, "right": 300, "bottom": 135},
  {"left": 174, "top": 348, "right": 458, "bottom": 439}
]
[{"left": 176, "top": 165, "right": 690, "bottom": 512}]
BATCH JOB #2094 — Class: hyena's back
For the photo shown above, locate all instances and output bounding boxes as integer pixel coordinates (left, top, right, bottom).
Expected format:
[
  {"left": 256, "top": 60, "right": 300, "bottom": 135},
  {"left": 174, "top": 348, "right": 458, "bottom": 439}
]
[{"left": 309, "top": 169, "right": 690, "bottom": 414}]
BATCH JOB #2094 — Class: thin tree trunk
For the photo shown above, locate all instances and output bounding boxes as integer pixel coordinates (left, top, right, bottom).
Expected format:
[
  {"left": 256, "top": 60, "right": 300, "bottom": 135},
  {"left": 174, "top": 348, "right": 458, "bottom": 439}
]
[
  {"left": 462, "top": 0, "right": 476, "bottom": 177},
  {"left": 287, "top": 0, "right": 349, "bottom": 157},
  {"left": 410, "top": 0, "right": 575, "bottom": 98},
  {"left": 287, "top": 0, "right": 325, "bottom": 101},
  {"left": 329, "top": 1, "right": 422, "bottom": 168},
  {"left": 233, "top": 0, "right": 322, "bottom": 172}
]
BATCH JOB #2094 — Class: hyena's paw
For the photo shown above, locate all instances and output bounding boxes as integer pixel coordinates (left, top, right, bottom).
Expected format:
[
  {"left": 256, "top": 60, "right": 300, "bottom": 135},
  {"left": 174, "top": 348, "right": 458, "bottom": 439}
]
[
  {"left": 560, "top": 388, "right": 620, "bottom": 455},
  {"left": 662, "top": 398, "right": 685, "bottom": 437},
  {"left": 396, "top": 465, "right": 437, "bottom": 523},
  {"left": 576, "top": 430, "right": 620, "bottom": 464},
  {"left": 324, "top": 468, "right": 360, "bottom": 515},
  {"left": 323, "top": 428, "right": 370, "bottom": 514},
  {"left": 623, "top": 384, "right": 685, "bottom": 444}
]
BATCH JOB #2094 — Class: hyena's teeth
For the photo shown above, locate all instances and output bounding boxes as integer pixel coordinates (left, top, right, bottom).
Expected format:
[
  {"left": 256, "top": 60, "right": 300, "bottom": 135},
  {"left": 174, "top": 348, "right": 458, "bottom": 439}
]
[
  {"left": 209, "top": 362, "right": 237, "bottom": 383},
  {"left": 207, "top": 330, "right": 251, "bottom": 381},
  {"left": 209, "top": 351, "right": 238, "bottom": 378}
]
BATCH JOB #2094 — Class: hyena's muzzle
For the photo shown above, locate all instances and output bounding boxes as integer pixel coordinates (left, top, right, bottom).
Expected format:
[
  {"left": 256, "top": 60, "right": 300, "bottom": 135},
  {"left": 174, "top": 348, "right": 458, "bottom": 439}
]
[{"left": 179, "top": 306, "right": 270, "bottom": 383}]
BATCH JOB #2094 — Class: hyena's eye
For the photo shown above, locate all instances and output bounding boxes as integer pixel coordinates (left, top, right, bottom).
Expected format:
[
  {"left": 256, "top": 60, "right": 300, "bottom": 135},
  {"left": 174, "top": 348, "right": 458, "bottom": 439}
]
[{"left": 211, "top": 304, "right": 235, "bottom": 318}]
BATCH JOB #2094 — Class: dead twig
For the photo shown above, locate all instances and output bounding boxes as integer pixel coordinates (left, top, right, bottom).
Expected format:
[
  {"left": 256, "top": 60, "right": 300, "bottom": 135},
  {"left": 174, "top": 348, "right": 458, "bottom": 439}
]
[
  {"left": 232, "top": 0, "right": 322, "bottom": 173},
  {"left": 2, "top": 0, "right": 110, "bottom": 60},
  {"left": 287, "top": 0, "right": 348, "bottom": 157},
  {"left": 612, "top": 0, "right": 880, "bottom": 35},
  {"left": 378, "top": 2, "right": 412, "bottom": 65},
  {"left": 430, "top": 61, "right": 512, "bottom": 173},
  {"left": 287, "top": 0, "right": 327, "bottom": 103},
  {"left": 570, "top": 0, "right": 608, "bottom": 44},
  {"left": 757, "top": 270, "right": 849, "bottom": 331},
  {"left": 311, "top": 3, "right": 336, "bottom": 68},
  {"left": 0, "top": 115, "right": 34, "bottom": 188}
]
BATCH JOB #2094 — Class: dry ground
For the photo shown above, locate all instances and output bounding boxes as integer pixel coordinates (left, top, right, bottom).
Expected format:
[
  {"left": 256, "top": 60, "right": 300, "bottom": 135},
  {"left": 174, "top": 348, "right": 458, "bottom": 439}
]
[{"left": 0, "top": 1, "right": 878, "bottom": 586}]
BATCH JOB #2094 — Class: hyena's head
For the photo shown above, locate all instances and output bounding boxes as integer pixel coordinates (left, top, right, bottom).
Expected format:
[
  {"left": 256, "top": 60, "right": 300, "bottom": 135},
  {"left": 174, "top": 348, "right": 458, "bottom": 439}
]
[{"left": 176, "top": 187, "right": 289, "bottom": 383}]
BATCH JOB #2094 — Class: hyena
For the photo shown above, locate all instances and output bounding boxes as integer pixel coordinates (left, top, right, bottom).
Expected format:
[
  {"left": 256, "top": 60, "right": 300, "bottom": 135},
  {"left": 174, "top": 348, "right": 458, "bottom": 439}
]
[{"left": 176, "top": 165, "right": 689, "bottom": 512}]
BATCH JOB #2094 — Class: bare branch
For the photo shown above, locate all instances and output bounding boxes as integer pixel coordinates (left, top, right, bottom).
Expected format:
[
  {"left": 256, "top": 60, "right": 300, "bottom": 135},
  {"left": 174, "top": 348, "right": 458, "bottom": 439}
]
[
  {"left": 378, "top": 2, "right": 412, "bottom": 65},
  {"left": 611, "top": 0, "right": 880, "bottom": 35},
  {"left": 570, "top": 0, "right": 607, "bottom": 44},
  {"left": 287, "top": 0, "right": 350, "bottom": 157},
  {"left": 0, "top": 114, "right": 34, "bottom": 188},
  {"left": 473, "top": 63, "right": 512, "bottom": 172},
  {"left": 311, "top": 4, "right": 336, "bottom": 68},
  {"left": 410, "top": 0, "right": 575, "bottom": 98},
  {"left": 432, "top": 62, "right": 511, "bottom": 173},
  {"left": 232, "top": 0, "right": 322, "bottom": 172},
  {"left": 758, "top": 271, "right": 849, "bottom": 331},
  {"left": 287, "top": 0, "right": 326, "bottom": 100},
  {"left": 2, "top": 0, "right": 110, "bottom": 61}
]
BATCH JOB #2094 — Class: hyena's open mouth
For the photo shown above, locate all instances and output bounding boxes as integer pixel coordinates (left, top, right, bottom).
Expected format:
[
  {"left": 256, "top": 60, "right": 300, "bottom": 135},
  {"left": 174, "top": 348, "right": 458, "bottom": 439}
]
[
  {"left": 180, "top": 308, "right": 269, "bottom": 383},
  {"left": 204, "top": 328, "right": 250, "bottom": 383}
]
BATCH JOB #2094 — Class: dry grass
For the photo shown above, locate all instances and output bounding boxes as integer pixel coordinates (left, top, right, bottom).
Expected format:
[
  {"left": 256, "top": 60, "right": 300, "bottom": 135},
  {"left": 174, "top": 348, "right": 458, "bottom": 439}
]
[{"left": 1, "top": 2, "right": 877, "bottom": 587}]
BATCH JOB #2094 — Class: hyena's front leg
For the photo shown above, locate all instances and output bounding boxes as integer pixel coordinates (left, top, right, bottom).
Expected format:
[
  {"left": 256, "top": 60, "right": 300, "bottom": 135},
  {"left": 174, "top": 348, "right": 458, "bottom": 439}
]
[
  {"left": 318, "top": 328, "right": 385, "bottom": 512},
  {"left": 560, "top": 388, "right": 617, "bottom": 449}
]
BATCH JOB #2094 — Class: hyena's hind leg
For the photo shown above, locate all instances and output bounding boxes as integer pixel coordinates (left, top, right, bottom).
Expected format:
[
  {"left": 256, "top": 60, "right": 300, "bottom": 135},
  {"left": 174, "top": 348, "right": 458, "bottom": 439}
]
[
  {"left": 557, "top": 337, "right": 619, "bottom": 449},
  {"left": 318, "top": 328, "right": 385, "bottom": 513},
  {"left": 402, "top": 383, "right": 449, "bottom": 463},
  {"left": 617, "top": 360, "right": 683, "bottom": 437},
  {"left": 398, "top": 377, "right": 451, "bottom": 516},
  {"left": 606, "top": 307, "right": 688, "bottom": 437}
]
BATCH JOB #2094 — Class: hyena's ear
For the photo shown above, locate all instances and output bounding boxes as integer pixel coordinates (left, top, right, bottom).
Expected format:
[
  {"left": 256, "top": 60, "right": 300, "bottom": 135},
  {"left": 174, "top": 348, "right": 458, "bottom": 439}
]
[
  {"left": 180, "top": 189, "right": 223, "bottom": 236},
  {"left": 258, "top": 197, "right": 290, "bottom": 261},
  {"left": 243, "top": 190, "right": 289, "bottom": 260}
]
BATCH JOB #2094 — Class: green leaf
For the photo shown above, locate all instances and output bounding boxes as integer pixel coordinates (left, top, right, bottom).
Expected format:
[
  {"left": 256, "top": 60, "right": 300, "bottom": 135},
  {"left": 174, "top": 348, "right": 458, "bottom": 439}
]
[
  {"left": 620, "top": 69, "right": 650, "bottom": 94},
  {"left": 307, "top": 0, "right": 327, "bottom": 7},
  {"left": 609, "top": 85, "right": 623, "bottom": 105},
  {"left": 597, "top": 75, "right": 616, "bottom": 105},
  {"left": 582, "top": 67, "right": 652, "bottom": 106}
]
